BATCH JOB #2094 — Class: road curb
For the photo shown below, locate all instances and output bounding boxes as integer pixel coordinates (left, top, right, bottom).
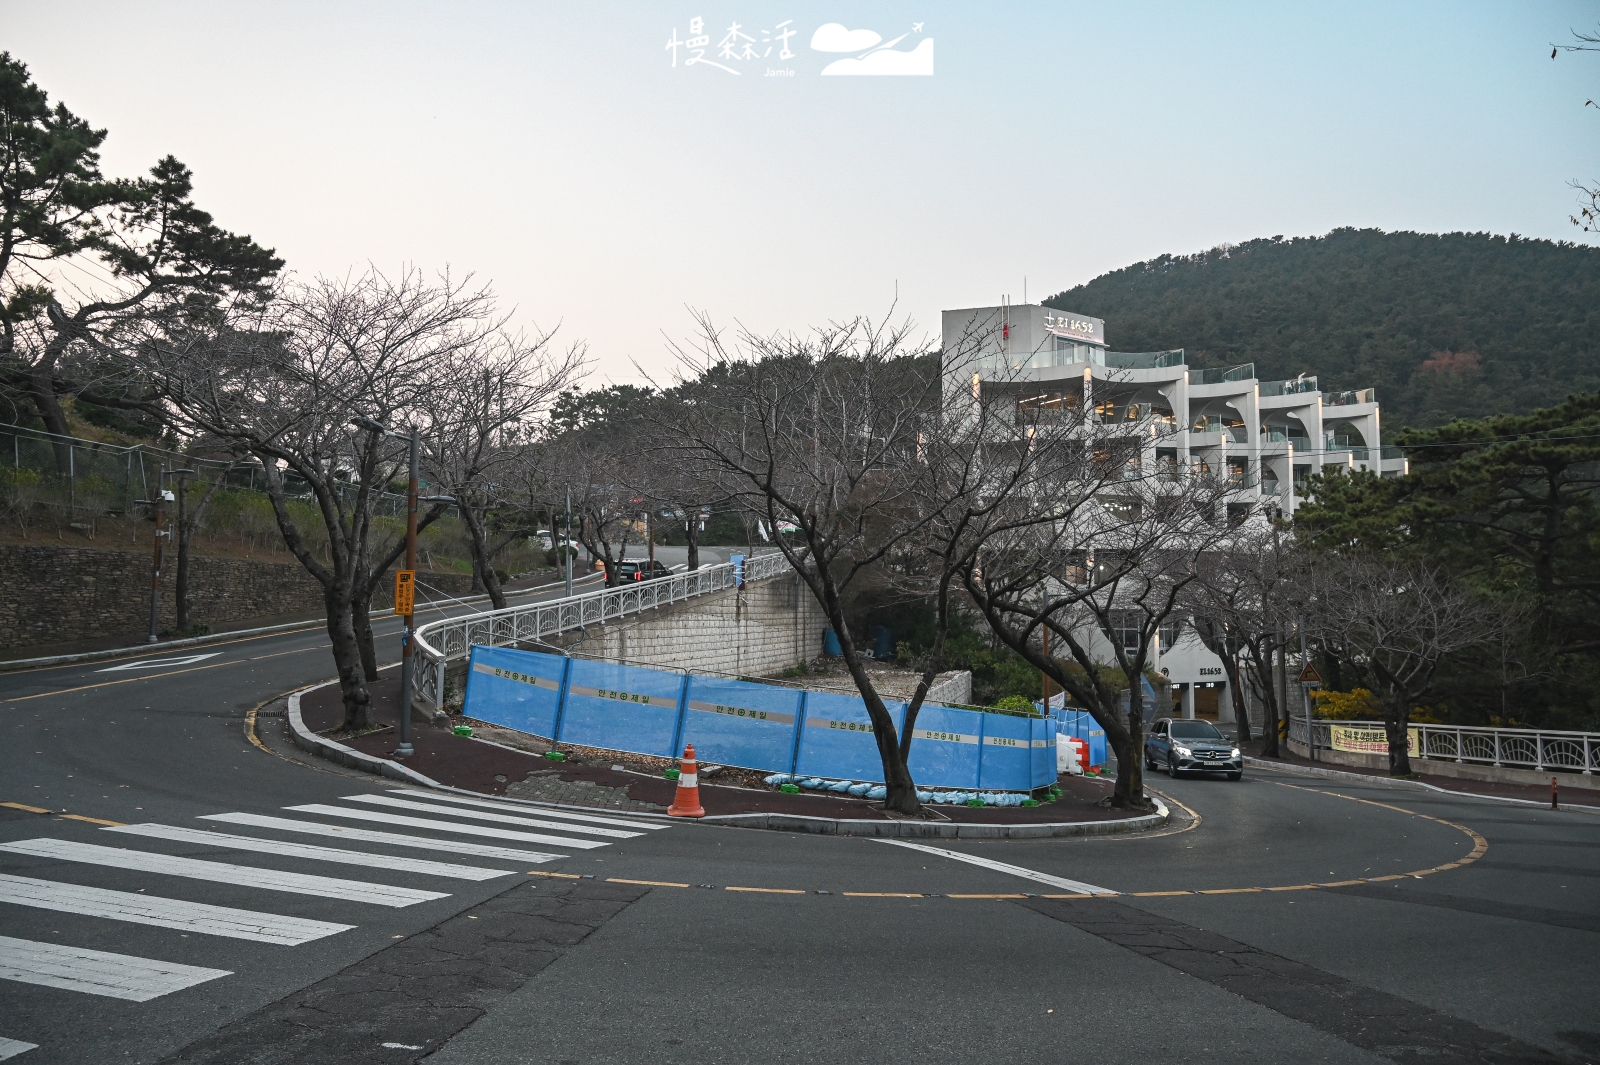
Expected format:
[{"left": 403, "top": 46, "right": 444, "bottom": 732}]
[
  {"left": 1244, "top": 756, "right": 1600, "bottom": 812},
  {"left": 282, "top": 680, "right": 1174, "bottom": 835},
  {"left": 286, "top": 682, "right": 443, "bottom": 787},
  {"left": 698, "top": 799, "right": 1169, "bottom": 839},
  {"left": 1242, "top": 756, "right": 1435, "bottom": 790}
]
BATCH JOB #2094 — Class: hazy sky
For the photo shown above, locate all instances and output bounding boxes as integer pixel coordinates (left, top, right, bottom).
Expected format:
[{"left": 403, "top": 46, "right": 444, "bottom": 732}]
[{"left": 6, "top": 1, "right": 1598, "bottom": 385}]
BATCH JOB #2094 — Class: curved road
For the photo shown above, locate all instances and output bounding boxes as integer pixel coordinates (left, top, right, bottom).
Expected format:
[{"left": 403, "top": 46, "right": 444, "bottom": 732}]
[{"left": 2, "top": 572, "right": 1597, "bottom": 1064}]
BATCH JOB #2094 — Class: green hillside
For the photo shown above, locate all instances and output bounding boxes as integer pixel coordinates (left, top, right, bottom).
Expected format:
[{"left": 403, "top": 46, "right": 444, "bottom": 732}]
[{"left": 1044, "top": 228, "right": 1600, "bottom": 429}]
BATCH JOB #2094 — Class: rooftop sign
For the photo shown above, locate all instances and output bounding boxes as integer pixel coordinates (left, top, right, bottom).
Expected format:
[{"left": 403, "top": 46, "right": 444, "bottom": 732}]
[{"left": 1042, "top": 311, "right": 1105, "bottom": 347}]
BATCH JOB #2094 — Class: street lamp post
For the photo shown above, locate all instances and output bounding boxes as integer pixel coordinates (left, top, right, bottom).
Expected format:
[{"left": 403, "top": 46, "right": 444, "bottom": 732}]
[
  {"left": 134, "top": 468, "right": 194, "bottom": 643},
  {"left": 353, "top": 418, "right": 452, "bottom": 759}
]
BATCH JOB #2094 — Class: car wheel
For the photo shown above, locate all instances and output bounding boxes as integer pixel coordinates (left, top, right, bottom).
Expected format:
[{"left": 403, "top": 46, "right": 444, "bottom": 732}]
[
  {"left": 1166, "top": 757, "right": 1179, "bottom": 779},
  {"left": 1144, "top": 750, "right": 1156, "bottom": 770},
  {"left": 1227, "top": 771, "right": 1242, "bottom": 781}
]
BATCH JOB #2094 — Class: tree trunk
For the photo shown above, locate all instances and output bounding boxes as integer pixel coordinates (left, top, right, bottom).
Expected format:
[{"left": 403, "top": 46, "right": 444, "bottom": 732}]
[
  {"left": 352, "top": 593, "right": 379, "bottom": 682},
  {"left": 1253, "top": 650, "right": 1281, "bottom": 757},
  {"left": 1384, "top": 700, "right": 1414, "bottom": 776},
  {"left": 326, "top": 586, "right": 370, "bottom": 731},
  {"left": 1222, "top": 655, "right": 1252, "bottom": 743},
  {"left": 686, "top": 513, "right": 700, "bottom": 571},
  {"left": 461, "top": 505, "right": 507, "bottom": 610},
  {"left": 25, "top": 372, "right": 73, "bottom": 472},
  {"left": 1115, "top": 675, "right": 1149, "bottom": 810}
]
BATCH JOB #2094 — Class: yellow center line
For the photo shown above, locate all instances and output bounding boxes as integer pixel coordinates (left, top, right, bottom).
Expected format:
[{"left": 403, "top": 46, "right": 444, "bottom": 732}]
[
  {"left": 725, "top": 886, "right": 806, "bottom": 894},
  {"left": 527, "top": 871, "right": 582, "bottom": 879},
  {"left": 249, "top": 645, "right": 328, "bottom": 661},
  {"left": 607, "top": 878, "right": 691, "bottom": 888},
  {"left": 58, "top": 814, "right": 125, "bottom": 827},
  {"left": 2, "top": 802, "right": 51, "bottom": 814},
  {"left": 1129, "top": 890, "right": 1195, "bottom": 897},
  {"left": 946, "top": 893, "right": 1028, "bottom": 899}
]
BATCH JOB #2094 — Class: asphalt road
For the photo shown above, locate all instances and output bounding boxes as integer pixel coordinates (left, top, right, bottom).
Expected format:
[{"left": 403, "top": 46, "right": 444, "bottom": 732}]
[{"left": 2, "top": 565, "right": 1597, "bottom": 1064}]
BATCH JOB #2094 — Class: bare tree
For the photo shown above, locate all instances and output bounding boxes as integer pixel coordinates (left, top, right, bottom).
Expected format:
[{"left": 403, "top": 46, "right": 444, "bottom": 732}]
[
  {"left": 659, "top": 311, "right": 1079, "bottom": 813},
  {"left": 137, "top": 269, "right": 498, "bottom": 729},
  {"left": 962, "top": 450, "right": 1243, "bottom": 810},
  {"left": 422, "top": 329, "right": 587, "bottom": 608},
  {"left": 1183, "top": 520, "right": 1297, "bottom": 747},
  {"left": 1298, "top": 555, "right": 1503, "bottom": 775}
]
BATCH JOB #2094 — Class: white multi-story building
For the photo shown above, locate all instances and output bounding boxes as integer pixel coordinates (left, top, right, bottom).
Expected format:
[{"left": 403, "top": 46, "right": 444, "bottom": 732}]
[{"left": 942, "top": 301, "right": 1406, "bottom": 723}]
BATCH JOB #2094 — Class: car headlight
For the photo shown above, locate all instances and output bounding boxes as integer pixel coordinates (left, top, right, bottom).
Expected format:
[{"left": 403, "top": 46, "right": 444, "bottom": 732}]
[
  {"left": 1231, "top": 747, "right": 1241, "bottom": 757},
  {"left": 1174, "top": 746, "right": 1192, "bottom": 757}
]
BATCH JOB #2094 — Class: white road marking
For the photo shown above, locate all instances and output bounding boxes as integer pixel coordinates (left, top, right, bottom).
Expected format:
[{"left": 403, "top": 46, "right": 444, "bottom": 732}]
[
  {"left": 0, "top": 935, "right": 230, "bottom": 1002},
  {"left": 340, "top": 795, "right": 643, "bottom": 839},
  {"left": 95, "top": 653, "right": 222, "bottom": 673},
  {"left": 284, "top": 804, "right": 609, "bottom": 850},
  {"left": 875, "top": 840, "right": 1120, "bottom": 895},
  {"left": 386, "top": 789, "right": 669, "bottom": 830},
  {"left": 198, "top": 813, "right": 566, "bottom": 864},
  {"left": 0, "top": 839, "right": 449, "bottom": 908},
  {"left": 0, "top": 873, "right": 351, "bottom": 944},
  {"left": 0, "top": 1036, "right": 38, "bottom": 1060},
  {"left": 104, "top": 824, "right": 511, "bottom": 882}
]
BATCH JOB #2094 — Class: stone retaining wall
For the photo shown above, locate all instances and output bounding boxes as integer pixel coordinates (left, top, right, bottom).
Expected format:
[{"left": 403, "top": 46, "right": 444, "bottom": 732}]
[{"left": 0, "top": 543, "right": 477, "bottom": 652}]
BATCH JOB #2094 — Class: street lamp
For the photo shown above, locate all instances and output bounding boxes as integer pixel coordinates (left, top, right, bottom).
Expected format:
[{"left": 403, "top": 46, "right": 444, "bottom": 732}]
[{"left": 351, "top": 418, "right": 453, "bottom": 758}]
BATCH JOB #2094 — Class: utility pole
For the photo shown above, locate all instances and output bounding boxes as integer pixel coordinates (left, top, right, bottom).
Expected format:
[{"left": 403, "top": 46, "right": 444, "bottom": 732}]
[
  {"left": 1298, "top": 612, "right": 1314, "bottom": 761},
  {"left": 1041, "top": 621, "right": 1052, "bottom": 711},
  {"left": 171, "top": 469, "right": 198, "bottom": 633},
  {"left": 138, "top": 471, "right": 171, "bottom": 643},
  {"left": 395, "top": 426, "right": 420, "bottom": 759},
  {"left": 564, "top": 486, "right": 574, "bottom": 597},
  {"left": 353, "top": 417, "right": 452, "bottom": 761}
]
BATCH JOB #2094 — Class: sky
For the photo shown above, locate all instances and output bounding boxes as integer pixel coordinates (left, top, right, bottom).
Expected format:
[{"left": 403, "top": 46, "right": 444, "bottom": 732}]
[{"left": 5, "top": 1, "right": 1598, "bottom": 387}]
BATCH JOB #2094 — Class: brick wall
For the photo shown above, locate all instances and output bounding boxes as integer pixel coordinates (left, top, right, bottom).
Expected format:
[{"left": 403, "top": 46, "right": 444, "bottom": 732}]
[{"left": 0, "top": 544, "right": 477, "bottom": 652}]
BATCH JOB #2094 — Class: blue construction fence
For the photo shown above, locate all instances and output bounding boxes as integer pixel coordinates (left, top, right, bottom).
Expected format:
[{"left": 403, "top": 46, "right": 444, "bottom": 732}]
[{"left": 463, "top": 645, "right": 1058, "bottom": 792}]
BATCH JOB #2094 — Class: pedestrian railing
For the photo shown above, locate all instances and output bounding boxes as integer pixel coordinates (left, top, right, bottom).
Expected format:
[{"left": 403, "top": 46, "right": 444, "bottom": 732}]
[
  {"left": 1288, "top": 717, "right": 1598, "bottom": 774},
  {"left": 410, "top": 551, "right": 793, "bottom": 712}
]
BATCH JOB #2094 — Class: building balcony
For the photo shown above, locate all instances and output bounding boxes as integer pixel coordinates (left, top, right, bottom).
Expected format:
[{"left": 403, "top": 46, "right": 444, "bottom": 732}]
[{"left": 1325, "top": 387, "right": 1376, "bottom": 406}]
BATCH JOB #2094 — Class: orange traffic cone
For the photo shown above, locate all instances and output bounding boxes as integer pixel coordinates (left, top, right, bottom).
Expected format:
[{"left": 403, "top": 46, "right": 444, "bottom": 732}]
[{"left": 668, "top": 743, "right": 706, "bottom": 818}]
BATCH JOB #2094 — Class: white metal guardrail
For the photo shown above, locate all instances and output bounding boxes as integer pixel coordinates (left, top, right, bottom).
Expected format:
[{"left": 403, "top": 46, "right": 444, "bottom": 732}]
[
  {"left": 411, "top": 551, "right": 793, "bottom": 712},
  {"left": 1289, "top": 717, "right": 1598, "bottom": 774}
]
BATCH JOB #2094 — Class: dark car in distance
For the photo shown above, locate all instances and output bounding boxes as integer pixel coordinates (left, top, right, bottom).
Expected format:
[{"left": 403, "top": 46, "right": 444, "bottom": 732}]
[
  {"left": 1144, "top": 718, "right": 1243, "bottom": 780},
  {"left": 615, "top": 560, "right": 673, "bottom": 582}
]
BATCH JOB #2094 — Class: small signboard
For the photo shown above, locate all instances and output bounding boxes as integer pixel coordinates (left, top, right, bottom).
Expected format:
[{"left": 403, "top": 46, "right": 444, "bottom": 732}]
[
  {"left": 1297, "top": 662, "right": 1322, "bottom": 685},
  {"left": 394, "top": 569, "right": 415, "bottom": 616}
]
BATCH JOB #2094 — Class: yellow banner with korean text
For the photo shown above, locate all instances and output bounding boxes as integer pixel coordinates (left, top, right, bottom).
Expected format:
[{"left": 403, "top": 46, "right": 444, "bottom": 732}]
[{"left": 1329, "top": 724, "right": 1420, "bottom": 756}]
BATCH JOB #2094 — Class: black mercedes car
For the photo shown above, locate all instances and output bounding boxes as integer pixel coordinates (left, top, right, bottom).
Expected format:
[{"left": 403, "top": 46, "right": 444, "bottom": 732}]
[{"left": 1144, "top": 717, "right": 1243, "bottom": 780}]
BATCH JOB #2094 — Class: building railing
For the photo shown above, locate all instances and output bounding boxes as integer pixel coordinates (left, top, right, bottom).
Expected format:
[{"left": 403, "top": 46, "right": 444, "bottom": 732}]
[
  {"left": 1325, "top": 388, "right": 1376, "bottom": 406},
  {"left": 1288, "top": 718, "right": 1598, "bottom": 774},
  {"left": 1258, "top": 377, "right": 1319, "bottom": 397},
  {"left": 1105, "top": 349, "right": 1186, "bottom": 370},
  {"left": 1192, "top": 363, "right": 1256, "bottom": 385},
  {"left": 411, "top": 550, "right": 794, "bottom": 711}
]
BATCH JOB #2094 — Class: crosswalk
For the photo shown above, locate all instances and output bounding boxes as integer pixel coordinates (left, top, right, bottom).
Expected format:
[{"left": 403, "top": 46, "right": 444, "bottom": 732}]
[{"left": 0, "top": 788, "right": 666, "bottom": 1058}]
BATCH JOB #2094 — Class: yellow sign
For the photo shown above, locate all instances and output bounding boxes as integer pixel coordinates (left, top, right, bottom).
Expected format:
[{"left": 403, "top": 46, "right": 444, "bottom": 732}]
[
  {"left": 394, "top": 569, "right": 415, "bottom": 616},
  {"left": 1329, "top": 724, "right": 1420, "bottom": 757}
]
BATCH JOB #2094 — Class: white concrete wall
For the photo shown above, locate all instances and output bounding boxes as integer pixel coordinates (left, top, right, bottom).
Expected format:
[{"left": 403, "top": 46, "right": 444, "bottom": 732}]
[{"left": 575, "top": 571, "right": 828, "bottom": 678}]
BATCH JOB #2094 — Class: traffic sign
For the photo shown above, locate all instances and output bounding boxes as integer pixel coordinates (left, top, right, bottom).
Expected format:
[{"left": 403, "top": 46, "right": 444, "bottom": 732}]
[
  {"left": 394, "top": 569, "right": 415, "bottom": 616},
  {"left": 1297, "top": 662, "right": 1322, "bottom": 685}
]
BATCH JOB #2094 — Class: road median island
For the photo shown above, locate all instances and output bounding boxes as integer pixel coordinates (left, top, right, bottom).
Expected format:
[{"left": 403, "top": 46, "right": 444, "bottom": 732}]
[{"left": 285, "top": 676, "right": 1169, "bottom": 839}]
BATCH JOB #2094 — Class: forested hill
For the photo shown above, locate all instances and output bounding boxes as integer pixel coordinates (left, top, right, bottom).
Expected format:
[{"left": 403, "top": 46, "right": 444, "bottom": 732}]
[{"left": 1043, "top": 229, "right": 1600, "bottom": 429}]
